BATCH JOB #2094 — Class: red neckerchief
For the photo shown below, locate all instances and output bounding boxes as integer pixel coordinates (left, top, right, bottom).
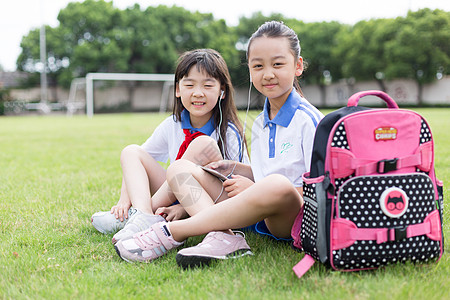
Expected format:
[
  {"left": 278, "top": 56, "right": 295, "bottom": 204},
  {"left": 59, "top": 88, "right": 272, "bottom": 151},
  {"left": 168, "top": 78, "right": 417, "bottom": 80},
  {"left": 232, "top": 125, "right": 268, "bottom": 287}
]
[{"left": 176, "top": 129, "right": 206, "bottom": 160}]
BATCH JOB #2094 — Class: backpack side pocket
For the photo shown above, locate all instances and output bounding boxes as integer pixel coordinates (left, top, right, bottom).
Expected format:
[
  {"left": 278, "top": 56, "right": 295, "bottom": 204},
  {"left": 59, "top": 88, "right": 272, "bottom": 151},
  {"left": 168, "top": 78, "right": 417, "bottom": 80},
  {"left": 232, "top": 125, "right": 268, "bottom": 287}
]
[{"left": 300, "top": 173, "right": 329, "bottom": 263}]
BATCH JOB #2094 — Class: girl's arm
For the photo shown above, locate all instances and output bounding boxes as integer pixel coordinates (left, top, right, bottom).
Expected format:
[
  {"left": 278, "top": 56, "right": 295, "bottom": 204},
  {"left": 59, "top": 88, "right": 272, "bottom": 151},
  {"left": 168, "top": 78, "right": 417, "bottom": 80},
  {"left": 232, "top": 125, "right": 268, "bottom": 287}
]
[
  {"left": 222, "top": 175, "right": 254, "bottom": 198},
  {"left": 155, "top": 204, "right": 189, "bottom": 222},
  {"left": 110, "top": 178, "right": 133, "bottom": 221},
  {"left": 205, "top": 160, "right": 254, "bottom": 181}
]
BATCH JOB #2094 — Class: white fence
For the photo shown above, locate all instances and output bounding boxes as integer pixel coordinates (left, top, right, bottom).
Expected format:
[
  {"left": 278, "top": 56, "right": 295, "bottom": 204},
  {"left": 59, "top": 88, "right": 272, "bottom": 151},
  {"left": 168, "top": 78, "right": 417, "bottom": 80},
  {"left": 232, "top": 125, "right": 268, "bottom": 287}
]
[{"left": 7, "top": 75, "right": 450, "bottom": 115}]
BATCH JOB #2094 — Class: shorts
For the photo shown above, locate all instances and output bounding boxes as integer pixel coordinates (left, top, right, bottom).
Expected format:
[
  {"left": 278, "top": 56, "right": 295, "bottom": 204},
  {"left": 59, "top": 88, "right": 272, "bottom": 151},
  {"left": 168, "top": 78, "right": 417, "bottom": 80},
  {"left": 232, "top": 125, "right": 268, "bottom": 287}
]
[{"left": 243, "top": 220, "right": 293, "bottom": 242}]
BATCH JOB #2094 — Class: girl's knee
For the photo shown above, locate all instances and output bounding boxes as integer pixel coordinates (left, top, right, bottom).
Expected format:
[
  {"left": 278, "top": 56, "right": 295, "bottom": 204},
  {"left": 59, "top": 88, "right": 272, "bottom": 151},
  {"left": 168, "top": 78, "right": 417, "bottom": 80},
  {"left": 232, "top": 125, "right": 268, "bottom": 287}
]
[
  {"left": 121, "top": 144, "right": 139, "bottom": 158},
  {"left": 183, "top": 136, "right": 221, "bottom": 164},
  {"left": 121, "top": 144, "right": 142, "bottom": 157},
  {"left": 120, "top": 144, "right": 150, "bottom": 165},
  {"left": 191, "top": 135, "right": 216, "bottom": 145},
  {"left": 166, "top": 159, "right": 197, "bottom": 183},
  {"left": 256, "top": 174, "right": 300, "bottom": 205},
  {"left": 265, "top": 174, "right": 295, "bottom": 194}
]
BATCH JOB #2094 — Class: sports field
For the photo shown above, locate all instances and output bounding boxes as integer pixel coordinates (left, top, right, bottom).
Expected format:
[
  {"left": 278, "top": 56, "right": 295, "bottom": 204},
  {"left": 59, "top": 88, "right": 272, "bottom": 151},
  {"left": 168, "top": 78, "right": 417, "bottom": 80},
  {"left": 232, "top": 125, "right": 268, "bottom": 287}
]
[{"left": 0, "top": 109, "right": 449, "bottom": 299}]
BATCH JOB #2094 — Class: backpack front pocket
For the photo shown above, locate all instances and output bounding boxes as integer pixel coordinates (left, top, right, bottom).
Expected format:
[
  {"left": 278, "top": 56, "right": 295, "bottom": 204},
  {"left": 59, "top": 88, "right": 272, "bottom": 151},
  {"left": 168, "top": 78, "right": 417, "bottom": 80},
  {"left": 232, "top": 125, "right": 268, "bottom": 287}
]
[{"left": 330, "top": 173, "right": 442, "bottom": 271}]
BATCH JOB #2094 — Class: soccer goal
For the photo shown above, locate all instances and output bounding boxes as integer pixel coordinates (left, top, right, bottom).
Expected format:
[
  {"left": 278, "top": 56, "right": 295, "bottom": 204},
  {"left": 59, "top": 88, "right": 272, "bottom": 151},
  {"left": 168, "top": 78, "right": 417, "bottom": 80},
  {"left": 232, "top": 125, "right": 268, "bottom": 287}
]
[{"left": 67, "top": 72, "right": 174, "bottom": 117}]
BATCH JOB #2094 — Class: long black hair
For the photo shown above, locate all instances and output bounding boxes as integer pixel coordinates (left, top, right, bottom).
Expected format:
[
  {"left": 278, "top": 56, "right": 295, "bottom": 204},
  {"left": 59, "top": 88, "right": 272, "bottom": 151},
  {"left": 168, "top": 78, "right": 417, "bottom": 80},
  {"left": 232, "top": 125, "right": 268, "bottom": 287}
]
[{"left": 172, "top": 49, "right": 246, "bottom": 160}]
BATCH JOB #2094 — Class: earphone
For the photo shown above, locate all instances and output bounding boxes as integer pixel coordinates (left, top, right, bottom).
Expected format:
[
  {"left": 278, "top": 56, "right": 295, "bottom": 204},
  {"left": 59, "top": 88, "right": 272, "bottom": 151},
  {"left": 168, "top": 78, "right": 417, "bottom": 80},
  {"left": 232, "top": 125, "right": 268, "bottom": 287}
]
[
  {"left": 217, "top": 82, "right": 251, "bottom": 163},
  {"left": 239, "top": 73, "right": 252, "bottom": 162},
  {"left": 218, "top": 90, "right": 225, "bottom": 158}
]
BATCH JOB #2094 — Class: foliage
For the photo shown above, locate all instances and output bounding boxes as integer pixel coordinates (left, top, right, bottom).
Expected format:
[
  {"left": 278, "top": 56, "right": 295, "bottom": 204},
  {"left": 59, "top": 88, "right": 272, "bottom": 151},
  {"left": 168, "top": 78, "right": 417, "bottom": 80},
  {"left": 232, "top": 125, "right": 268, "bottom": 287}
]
[
  {"left": 334, "top": 18, "right": 397, "bottom": 82},
  {"left": 17, "top": 1, "right": 238, "bottom": 88},
  {"left": 334, "top": 9, "right": 450, "bottom": 101},
  {"left": 294, "top": 21, "right": 345, "bottom": 85},
  {"left": 16, "top": 2, "right": 450, "bottom": 94},
  {"left": 384, "top": 9, "right": 450, "bottom": 83},
  {"left": 0, "top": 110, "right": 449, "bottom": 298},
  {"left": 0, "top": 88, "right": 12, "bottom": 115}
]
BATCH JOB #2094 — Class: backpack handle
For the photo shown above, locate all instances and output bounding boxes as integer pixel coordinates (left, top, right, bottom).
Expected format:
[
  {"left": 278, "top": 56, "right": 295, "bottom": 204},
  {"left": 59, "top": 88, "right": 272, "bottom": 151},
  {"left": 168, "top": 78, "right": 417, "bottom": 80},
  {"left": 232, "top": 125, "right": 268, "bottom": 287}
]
[{"left": 347, "top": 90, "right": 399, "bottom": 109}]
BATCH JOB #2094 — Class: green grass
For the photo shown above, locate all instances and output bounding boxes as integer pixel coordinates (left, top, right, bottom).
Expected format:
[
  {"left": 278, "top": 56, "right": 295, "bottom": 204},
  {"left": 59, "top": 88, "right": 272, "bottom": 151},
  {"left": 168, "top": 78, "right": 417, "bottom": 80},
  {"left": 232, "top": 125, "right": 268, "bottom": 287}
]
[{"left": 0, "top": 109, "right": 449, "bottom": 299}]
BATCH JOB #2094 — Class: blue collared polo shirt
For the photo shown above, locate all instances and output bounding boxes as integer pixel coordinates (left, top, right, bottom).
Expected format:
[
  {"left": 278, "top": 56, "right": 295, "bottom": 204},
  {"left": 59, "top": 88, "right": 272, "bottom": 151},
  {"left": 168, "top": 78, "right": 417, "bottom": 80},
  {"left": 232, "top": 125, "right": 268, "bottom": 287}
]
[{"left": 250, "top": 89, "right": 323, "bottom": 187}]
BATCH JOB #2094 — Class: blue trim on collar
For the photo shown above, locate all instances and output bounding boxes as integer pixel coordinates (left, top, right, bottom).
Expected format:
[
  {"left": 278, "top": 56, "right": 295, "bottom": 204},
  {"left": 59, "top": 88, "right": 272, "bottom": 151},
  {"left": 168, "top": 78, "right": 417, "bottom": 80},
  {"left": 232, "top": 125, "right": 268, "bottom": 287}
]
[
  {"left": 227, "top": 122, "right": 243, "bottom": 162},
  {"left": 263, "top": 89, "right": 301, "bottom": 128},
  {"left": 180, "top": 109, "right": 215, "bottom": 135}
]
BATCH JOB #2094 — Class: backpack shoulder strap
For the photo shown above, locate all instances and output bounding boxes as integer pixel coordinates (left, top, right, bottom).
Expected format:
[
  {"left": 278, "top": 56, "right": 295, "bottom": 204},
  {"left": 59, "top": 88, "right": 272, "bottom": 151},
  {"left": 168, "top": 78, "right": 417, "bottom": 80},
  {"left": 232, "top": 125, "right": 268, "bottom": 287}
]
[{"left": 293, "top": 254, "right": 315, "bottom": 278}]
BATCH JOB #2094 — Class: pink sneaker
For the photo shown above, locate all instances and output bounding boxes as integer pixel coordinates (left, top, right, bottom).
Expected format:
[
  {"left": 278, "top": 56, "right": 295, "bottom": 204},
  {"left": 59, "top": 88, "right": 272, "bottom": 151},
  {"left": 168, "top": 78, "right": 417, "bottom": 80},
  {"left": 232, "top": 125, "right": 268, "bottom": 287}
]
[
  {"left": 114, "top": 222, "right": 183, "bottom": 263},
  {"left": 176, "top": 231, "right": 253, "bottom": 269}
]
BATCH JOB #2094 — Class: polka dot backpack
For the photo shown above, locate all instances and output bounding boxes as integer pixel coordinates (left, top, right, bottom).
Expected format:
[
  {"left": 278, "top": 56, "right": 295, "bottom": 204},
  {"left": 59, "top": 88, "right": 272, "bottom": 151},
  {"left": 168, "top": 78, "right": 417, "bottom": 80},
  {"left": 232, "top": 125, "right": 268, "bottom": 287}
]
[{"left": 291, "top": 90, "right": 444, "bottom": 278}]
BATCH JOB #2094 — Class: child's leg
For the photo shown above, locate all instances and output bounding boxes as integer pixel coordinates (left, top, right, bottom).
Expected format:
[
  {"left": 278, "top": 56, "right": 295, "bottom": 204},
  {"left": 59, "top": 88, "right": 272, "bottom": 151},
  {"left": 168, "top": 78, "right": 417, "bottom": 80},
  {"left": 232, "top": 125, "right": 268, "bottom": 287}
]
[
  {"left": 165, "top": 159, "right": 229, "bottom": 216},
  {"left": 112, "top": 137, "right": 226, "bottom": 243},
  {"left": 181, "top": 135, "right": 223, "bottom": 166},
  {"left": 114, "top": 166, "right": 301, "bottom": 263},
  {"left": 118, "top": 136, "right": 224, "bottom": 217},
  {"left": 166, "top": 173, "right": 302, "bottom": 242},
  {"left": 150, "top": 136, "right": 224, "bottom": 212},
  {"left": 120, "top": 144, "right": 166, "bottom": 214}
]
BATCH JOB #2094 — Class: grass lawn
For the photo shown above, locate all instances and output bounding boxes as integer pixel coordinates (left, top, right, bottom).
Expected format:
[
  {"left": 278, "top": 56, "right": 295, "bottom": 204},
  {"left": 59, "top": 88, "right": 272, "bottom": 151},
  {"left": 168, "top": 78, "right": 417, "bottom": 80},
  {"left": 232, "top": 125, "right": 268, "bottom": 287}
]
[{"left": 0, "top": 108, "right": 449, "bottom": 299}]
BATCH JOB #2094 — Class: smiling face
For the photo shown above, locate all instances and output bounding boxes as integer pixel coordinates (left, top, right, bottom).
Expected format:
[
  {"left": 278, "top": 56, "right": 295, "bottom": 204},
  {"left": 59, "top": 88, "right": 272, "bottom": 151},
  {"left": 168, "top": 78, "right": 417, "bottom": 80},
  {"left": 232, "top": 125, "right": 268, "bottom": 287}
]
[
  {"left": 176, "top": 65, "right": 223, "bottom": 128},
  {"left": 248, "top": 36, "right": 303, "bottom": 106}
]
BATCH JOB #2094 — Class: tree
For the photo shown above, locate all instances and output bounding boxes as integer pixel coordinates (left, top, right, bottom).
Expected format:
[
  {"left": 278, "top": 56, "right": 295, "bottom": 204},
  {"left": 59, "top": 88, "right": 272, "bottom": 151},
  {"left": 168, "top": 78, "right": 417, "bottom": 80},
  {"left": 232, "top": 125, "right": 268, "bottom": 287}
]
[
  {"left": 18, "top": 0, "right": 126, "bottom": 88},
  {"left": 294, "top": 21, "right": 345, "bottom": 105},
  {"left": 56, "top": 0, "right": 128, "bottom": 86},
  {"left": 17, "top": 1, "right": 241, "bottom": 91},
  {"left": 384, "top": 9, "right": 450, "bottom": 103},
  {"left": 334, "top": 18, "right": 400, "bottom": 93},
  {"left": 16, "top": 3, "right": 450, "bottom": 107}
]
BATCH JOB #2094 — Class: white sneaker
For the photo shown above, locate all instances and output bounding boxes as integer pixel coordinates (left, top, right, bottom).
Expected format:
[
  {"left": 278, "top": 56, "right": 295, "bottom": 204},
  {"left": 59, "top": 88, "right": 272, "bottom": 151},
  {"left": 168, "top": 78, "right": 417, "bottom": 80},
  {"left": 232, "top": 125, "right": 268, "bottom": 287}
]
[
  {"left": 112, "top": 210, "right": 166, "bottom": 244},
  {"left": 114, "top": 222, "right": 183, "bottom": 263},
  {"left": 91, "top": 208, "right": 137, "bottom": 234},
  {"left": 176, "top": 231, "right": 253, "bottom": 269}
]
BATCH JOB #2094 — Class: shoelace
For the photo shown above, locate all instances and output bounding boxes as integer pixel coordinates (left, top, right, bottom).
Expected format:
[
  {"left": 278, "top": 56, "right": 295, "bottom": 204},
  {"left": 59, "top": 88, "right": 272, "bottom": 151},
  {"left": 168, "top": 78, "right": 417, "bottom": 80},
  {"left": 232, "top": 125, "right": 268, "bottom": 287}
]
[
  {"left": 134, "top": 228, "right": 160, "bottom": 249},
  {"left": 202, "top": 231, "right": 245, "bottom": 244},
  {"left": 123, "top": 213, "right": 156, "bottom": 232}
]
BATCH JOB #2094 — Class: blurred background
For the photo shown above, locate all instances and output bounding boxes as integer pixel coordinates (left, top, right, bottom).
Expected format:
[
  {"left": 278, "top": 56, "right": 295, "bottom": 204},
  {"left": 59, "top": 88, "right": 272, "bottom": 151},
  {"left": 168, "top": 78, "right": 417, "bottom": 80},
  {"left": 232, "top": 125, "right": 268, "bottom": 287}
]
[{"left": 1, "top": 0, "right": 449, "bottom": 115}]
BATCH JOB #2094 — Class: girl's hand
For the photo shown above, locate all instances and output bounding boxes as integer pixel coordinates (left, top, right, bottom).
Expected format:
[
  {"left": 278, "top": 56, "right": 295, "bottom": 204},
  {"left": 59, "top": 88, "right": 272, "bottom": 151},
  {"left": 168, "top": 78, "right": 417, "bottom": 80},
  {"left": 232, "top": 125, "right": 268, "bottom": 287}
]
[
  {"left": 110, "top": 198, "right": 132, "bottom": 222},
  {"left": 155, "top": 204, "right": 188, "bottom": 222},
  {"left": 205, "top": 160, "right": 237, "bottom": 177},
  {"left": 222, "top": 175, "right": 254, "bottom": 198}
]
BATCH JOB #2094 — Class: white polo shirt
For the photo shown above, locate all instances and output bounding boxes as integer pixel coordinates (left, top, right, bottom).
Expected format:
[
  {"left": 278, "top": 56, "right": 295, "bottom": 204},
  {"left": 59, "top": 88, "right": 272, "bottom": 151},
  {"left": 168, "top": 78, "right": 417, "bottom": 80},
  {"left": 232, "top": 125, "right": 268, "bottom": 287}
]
[
  {"left": 251, "top": 89, "right": 323, "bottom": 187},
  {"left": 141, "top": 109, "right": 249, "bottom": 164}
]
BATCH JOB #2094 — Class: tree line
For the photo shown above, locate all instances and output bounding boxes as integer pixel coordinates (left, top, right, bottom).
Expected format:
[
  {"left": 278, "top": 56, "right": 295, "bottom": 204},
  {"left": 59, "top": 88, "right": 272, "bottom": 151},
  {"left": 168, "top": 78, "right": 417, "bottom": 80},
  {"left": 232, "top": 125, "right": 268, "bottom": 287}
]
[{"left": 17, "top": 0, "right": 450, "bottom": 103}]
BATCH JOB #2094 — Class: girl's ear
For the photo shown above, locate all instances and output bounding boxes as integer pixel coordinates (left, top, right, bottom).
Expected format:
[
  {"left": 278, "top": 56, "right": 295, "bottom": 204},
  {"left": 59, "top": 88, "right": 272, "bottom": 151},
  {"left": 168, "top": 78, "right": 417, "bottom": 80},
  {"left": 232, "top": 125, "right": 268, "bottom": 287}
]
[
  {"left": 295, "top": 57, "right": 304, "bottom": 77},
  {"left": 221, "top": 86, "right": 226, "bottom": 99},
  {"left": 175, "top": 83, "right": 181, "bottom": 98}
]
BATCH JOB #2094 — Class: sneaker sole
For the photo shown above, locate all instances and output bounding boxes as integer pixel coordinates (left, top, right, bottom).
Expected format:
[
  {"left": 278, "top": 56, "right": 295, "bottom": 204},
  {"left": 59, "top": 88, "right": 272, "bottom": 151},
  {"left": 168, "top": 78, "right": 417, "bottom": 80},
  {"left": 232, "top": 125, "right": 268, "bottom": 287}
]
[
  {"left": 114, "top": 244, "right": 135, "bottom": 263},
  {"left": 176, "top": 249, "right": 253, "bottom": 269}
]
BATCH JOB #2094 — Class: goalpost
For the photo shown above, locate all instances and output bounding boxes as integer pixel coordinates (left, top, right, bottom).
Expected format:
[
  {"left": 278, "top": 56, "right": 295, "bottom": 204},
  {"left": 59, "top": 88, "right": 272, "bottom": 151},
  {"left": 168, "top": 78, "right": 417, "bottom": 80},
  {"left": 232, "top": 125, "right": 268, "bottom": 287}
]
[{"left": 75, "top": 72, "right": 174, "bottom": 117}]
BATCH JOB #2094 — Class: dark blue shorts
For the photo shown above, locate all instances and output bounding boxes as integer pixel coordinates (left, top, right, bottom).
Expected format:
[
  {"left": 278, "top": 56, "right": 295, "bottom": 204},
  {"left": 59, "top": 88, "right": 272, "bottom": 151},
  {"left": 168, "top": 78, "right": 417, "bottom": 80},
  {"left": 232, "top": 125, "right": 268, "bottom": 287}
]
[{"left": 243, "top": 220, "right": 292, "bottom": 242}]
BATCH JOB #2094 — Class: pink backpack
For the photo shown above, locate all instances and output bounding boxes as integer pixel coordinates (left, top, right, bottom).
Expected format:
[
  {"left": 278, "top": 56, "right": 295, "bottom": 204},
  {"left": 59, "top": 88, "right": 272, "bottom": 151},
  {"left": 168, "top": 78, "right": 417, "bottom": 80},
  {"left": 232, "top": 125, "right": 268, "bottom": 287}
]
[{"left": 291, "top": 90, "right": 444, "bottom": 278}]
